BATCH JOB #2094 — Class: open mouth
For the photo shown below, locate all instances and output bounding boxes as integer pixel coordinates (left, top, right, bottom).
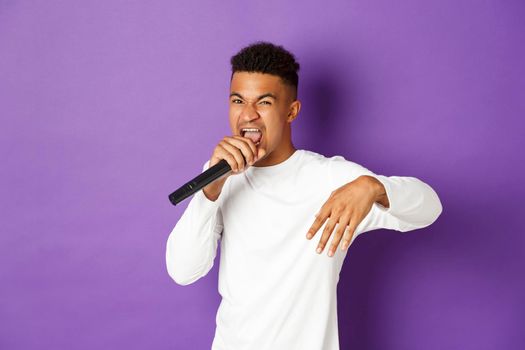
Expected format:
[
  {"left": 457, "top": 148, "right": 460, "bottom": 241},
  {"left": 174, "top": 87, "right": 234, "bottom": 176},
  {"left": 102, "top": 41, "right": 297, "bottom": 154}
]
[{"left": 241, "top": 128, "right": 262, "bottom": 146}]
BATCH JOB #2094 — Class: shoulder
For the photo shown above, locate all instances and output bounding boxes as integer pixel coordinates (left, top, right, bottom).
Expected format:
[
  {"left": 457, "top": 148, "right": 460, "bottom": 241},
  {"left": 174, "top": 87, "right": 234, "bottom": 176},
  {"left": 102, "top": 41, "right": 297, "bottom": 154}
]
[
  {"left": 297, "top": 149, "right": 334, "bottom": 166},
  {"left": 299, "top": 149, "right": 368, "bottom": 172},
  {"left": 299, "top": 149, "right": 377, "bottom": 188}
]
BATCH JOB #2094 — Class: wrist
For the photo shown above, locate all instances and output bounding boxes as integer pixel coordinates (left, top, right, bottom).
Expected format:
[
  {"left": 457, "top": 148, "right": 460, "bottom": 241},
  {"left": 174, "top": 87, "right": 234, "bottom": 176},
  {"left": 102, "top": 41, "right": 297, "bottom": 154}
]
[
  {"left": 202, "top": 177, "right": 227, "bottom": 202},
  {"left": 202, "top": 187, "right": 219, "bottom": 201},
  {"left": 361, "top": 175, "right": 389, "bottom": 208}
]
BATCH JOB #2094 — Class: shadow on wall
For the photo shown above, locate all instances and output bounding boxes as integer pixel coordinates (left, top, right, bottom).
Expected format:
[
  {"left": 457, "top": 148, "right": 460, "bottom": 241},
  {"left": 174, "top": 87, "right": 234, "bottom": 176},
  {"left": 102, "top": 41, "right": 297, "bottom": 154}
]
[
  {"left": 295, "top": 50, "right": 523, "bottom": 348},
  {"left": 294, "top": 51, "right": 366, "bottom": 158},
  {"left": 337, "top": 191, "right": 524, "bottom": 349}
]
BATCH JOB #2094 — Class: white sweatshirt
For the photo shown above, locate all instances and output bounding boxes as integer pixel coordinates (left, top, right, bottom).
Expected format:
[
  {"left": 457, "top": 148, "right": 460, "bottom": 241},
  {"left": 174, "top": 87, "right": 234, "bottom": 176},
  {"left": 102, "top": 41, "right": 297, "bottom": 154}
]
[{"left": 166, "top": 149, "right": 442, "bottom": 350}]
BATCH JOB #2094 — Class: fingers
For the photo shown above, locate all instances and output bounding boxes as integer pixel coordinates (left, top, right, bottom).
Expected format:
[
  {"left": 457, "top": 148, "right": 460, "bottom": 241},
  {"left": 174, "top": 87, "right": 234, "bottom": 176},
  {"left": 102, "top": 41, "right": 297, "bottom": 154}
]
[
  {"left": 218, "top": 141, "right": 245, "bottom": 172},
  {"left": 306, "top": 204, "right": 356, "bottom": 257},
  {"left": 257, "top": 147, "right": 267, "bottom": 160},
  {"left": 231, "top": 136, "right": 257, "bottom": 161},
  {"left": 316, "top": 215, "right": 338, "bottom": 255},
  {"left": 213, "top": 136, "right": 260, "bottom": 173},
  {"left": 212, "top": 147, "right": 238, "bottom": 172},
  {"left": 231, "top": 136, "right": 267, "bottom": 165},
  {"left": 328, "top": 215, "right": 351, "bottom": 255},
  {"left": 229, "top": 136, "right": 266, "bottom": 165},
  {"left": 306, "top": 210, "right": 328, "bottom": 240},
  {"left": 341, "top": 220, "right": 358, "bottom": 251}
]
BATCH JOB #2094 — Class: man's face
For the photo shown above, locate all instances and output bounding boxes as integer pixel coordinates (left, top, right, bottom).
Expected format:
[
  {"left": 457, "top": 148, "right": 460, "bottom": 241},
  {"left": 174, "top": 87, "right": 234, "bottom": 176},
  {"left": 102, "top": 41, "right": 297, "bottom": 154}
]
[{"left": 229, "top": 71, "right": 299, "bottom": 164}]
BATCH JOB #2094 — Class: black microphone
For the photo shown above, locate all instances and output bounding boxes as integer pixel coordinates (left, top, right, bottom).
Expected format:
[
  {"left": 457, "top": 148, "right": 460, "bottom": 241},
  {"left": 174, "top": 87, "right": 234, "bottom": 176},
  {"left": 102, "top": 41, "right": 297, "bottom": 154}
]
[{"left": 168, "top": 159, "right": 232, "bottom": 206}]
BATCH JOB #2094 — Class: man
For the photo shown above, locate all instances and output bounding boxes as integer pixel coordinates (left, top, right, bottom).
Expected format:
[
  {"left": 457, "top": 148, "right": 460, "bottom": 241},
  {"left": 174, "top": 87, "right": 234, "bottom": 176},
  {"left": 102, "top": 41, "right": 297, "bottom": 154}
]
[{"left": 166, "top": 41, "right": 442, "bottom": 350}]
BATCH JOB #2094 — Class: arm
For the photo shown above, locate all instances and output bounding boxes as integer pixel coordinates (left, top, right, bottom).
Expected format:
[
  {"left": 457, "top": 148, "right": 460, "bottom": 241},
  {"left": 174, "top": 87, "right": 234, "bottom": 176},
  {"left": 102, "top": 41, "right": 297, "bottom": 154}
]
[
  {"left": 359, "top": 173, "right": 443, "bottom": 233},
  {"left": 306, "top": 156, "right": 443, "bottom": 256},
  {"left": 165, "top": 161, "right": 224, "bottom": 286}
]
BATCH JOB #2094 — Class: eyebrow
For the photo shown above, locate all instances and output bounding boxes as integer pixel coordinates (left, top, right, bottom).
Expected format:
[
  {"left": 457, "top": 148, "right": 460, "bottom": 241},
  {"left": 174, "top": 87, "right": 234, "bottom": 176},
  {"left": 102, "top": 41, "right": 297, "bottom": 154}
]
[{"left": 229, "top": 92, "right": 277, "bottom": 101}]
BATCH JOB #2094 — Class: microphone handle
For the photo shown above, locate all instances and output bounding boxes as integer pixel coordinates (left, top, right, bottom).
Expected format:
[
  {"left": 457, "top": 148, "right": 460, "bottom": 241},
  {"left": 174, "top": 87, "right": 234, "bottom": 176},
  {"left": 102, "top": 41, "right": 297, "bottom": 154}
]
[{"left": 168, "top": 159, "right": 231, "bottom": 206}]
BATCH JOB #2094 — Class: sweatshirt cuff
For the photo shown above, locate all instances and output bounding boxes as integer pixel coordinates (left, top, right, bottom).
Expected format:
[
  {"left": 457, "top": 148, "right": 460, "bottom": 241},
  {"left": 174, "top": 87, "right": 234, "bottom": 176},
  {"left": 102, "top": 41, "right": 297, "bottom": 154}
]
[
  {"left": 190, "top": 188, "right": 221, "bottom": 212},
  {"left": 187, "top": 159, "right": 222, "bottom": 212}
]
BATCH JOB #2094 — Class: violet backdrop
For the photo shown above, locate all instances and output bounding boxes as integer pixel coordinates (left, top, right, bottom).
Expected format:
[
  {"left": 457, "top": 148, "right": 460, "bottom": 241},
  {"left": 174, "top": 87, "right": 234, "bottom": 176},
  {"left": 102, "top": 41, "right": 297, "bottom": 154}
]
[{"left": 1, "top": 1, "right": 524, "bottom": 349}]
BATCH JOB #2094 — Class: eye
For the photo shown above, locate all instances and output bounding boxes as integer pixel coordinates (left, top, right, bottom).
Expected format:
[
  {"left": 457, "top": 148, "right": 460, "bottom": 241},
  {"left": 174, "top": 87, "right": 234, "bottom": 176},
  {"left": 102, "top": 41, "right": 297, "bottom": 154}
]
[
  {"left": 259, "top": 100, "right": 272, "bottom": 106},
  {"left": 231, "top": 99, "right": 243, "bottom": 104}
]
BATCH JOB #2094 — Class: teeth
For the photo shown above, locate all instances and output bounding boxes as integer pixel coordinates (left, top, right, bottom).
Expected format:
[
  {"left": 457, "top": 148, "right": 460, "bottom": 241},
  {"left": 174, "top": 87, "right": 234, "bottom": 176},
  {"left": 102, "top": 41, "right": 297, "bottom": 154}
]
[
  {"left": 241, "top": 128, "right": 261, "bottom": 138},
  {"left": 241, "top": 128, "right": 262, "bottom": 146}
]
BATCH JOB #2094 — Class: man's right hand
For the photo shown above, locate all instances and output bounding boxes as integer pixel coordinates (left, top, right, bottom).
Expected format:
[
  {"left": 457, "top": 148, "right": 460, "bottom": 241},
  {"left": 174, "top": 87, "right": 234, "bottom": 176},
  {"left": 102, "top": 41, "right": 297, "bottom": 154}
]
[{"left": 202, "top": 136, "right": 266, "bottom": 201}]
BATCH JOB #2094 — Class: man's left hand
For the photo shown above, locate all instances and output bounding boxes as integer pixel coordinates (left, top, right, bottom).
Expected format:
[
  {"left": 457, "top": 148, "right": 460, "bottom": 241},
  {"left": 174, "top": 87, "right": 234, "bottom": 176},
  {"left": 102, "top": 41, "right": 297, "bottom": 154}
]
[{"left": 306, "top": 175, "right": 389, "bottom": 257}]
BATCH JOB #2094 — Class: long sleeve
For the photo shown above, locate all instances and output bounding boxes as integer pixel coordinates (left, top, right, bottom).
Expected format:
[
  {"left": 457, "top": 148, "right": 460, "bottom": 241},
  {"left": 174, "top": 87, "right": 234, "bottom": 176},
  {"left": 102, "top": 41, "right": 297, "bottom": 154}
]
[
  {"left": 165, "top": 161, "right": 224, "bottom": 286},
  {"left": 328, "top": 156, "right": 443, "bottom": 235},
  {"left": 361, "top": 174, "right": 443, "bottom": 233}
]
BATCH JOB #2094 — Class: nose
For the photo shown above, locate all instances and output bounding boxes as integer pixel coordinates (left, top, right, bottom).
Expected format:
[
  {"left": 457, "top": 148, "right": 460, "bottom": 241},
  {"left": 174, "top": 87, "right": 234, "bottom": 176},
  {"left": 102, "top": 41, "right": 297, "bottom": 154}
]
[{"left": 240, "top": 102, "right": 261, "bottom": 123}]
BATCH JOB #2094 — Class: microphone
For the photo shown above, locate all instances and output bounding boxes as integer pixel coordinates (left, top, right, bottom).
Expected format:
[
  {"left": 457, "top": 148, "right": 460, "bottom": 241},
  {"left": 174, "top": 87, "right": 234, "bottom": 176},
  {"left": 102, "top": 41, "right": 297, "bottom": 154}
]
[{"left": 168, "top": 159, "right": 232, "bottom": 206}]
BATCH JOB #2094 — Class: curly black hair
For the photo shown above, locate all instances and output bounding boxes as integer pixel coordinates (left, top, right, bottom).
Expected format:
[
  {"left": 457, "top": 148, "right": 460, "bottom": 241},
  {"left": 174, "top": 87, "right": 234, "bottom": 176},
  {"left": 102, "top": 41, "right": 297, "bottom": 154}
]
[{"left": 230, "top": 41, "right": 300, "bottom": 97}]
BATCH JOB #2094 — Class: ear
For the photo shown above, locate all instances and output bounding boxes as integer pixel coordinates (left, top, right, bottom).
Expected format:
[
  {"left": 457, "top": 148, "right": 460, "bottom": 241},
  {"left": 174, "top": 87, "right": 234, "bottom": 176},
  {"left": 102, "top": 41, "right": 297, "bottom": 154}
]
[{"left": 287, "top": 100, "right": 301, "bottom": 123}]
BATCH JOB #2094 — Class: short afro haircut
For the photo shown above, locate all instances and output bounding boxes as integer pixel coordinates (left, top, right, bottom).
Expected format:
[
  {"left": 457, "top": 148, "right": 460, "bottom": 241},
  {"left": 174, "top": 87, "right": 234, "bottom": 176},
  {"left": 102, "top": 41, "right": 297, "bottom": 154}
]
[{"left": 230, "top": 41, "right": 300, "bottom": 98}]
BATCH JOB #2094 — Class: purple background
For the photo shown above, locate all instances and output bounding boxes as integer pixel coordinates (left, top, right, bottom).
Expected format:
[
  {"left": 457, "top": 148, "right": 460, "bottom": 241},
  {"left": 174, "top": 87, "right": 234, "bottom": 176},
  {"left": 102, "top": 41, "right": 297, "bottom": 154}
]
[{"left": 1, "top": 1, "right": 524, "bottom": 349}]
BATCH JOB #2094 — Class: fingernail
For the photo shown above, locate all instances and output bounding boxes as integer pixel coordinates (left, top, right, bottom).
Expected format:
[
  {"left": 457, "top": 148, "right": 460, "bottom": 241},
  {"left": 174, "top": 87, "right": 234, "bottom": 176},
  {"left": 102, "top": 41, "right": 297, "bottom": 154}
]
[
  {"left": 316, "top": 247, "right": 322, "bottom": 254},
  {"left": 306, "top": 234, "right": 312, "bottom": 239},
  {"left": 328, "top": 250, "right": 334, "bottom": 257},
  {"left": 342, "top": 241, "right": 348, "bottom": 250}
]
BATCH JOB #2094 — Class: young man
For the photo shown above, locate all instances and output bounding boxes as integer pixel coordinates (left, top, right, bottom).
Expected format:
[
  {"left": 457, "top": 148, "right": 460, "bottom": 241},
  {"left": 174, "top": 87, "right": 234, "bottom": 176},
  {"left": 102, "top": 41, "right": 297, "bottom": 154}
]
[{"left": 166, "top": 42, "right": 443, "bottom": 350}]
